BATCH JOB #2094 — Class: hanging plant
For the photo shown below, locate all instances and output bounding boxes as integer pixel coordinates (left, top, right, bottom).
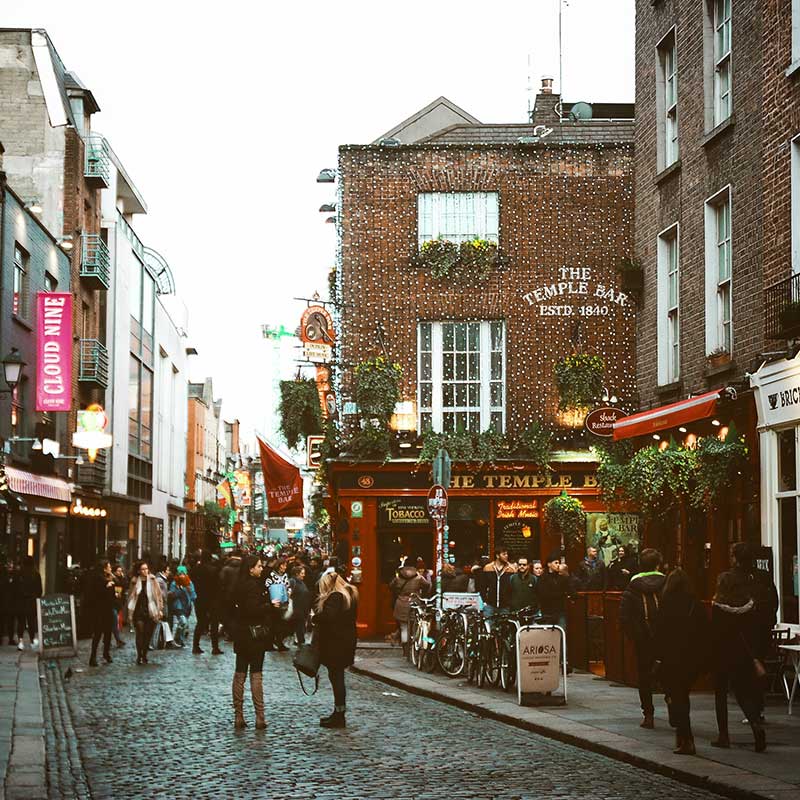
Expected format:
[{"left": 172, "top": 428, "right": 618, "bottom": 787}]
[
  {"left": 554, "top": 353, "right": 606, "bottom": 411},
  {"left": 348, "top": 421, "right": 392, "bottom": 462},
  {"left": 692, "top": 424, "right": 748, "bottom": 510},
  {"left": 458, "top": 238, "right": 500, "bottom": 279},
  {"left": 595, "top": 439, "right": 635, "bottom": 504},
  {"left": 418, "top": 428, "right": 508, "bottom": 465},
  {"left": 279, "top": 379, "right": 323, "bottom": 449},
  {"left": 513, "top": 422, "right": 554, "bottom": 470},
  {"left": 543, "top": 490, "right": 587, "bottom": 547},
  {"left": 316, "top": 419, "right": 340, "bottom": 484},
  {"left": 353, "top": 356, "right": 402, "bottom": 421},
  {"left": 417, "top": 238, "right": 500, "bottom": 280},
  {"left": 418, "top": 239, "right": 459, "bottom": 278}
]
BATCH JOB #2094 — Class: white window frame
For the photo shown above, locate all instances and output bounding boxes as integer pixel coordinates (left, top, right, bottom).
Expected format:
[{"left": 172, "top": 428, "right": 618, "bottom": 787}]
[
  {"left": 657, "top": 224, "right": 680, "bottom": 385},
  {"left": 656, "top": 28, "right": 679, "bottom": 170},
  {"left": 704, "top": 186, "right": 733, "bottom": 355},
  {"left": 792, "top": 134, "right": 800, "bottom": 275},
  {"left": 417, "top": 320, "right": 505, "bottom": 434},
  {"left": 793, "top": 0, "right": 800, "bottom": 66},
  {"left": 417, "top": 192, "right": 499, "bottom": 245},
  {"left": 712, "top": 0, "right": 732, "bottom": 126}
]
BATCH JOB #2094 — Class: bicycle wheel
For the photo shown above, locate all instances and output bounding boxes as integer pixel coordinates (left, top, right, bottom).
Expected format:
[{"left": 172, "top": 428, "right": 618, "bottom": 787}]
[
  {"left": 483, "top": 631, "right": 502, "bottom": 687},
  {"left": 437, "top": 622, "right": 466, "bottom": 677},
  {"left": 476, "top": 637, "right": 487, "bottom": 688},
  {"left": 499, "top": 635, "right": 516, "bottom": 692}
]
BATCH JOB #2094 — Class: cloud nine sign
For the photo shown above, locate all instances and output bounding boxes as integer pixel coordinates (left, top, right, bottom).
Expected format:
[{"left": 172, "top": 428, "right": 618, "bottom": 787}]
[{"left": 36, "top": 293, "right": 72, "bottom": 412}]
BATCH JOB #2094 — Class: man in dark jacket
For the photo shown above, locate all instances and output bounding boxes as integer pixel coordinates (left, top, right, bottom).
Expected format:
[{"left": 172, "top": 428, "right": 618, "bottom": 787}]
[
  {"left": 620, "top": 548, "right": 666, "bottom": 729},
  {"left": 537, "top": 552, "right": 573, "bottom": 630},
  {"left": 478, "top": 547, "right": 516, "bottom": 619},
  {"left": 509, "top": 558, "right": 539, "bottom": 612},
  {"left": 576, "top": 546, "right": 606, "bottom": 591},
  {"left": 16, "top": 556, "right": 42, "bottom": 650},
  {"left": 290, "top": 564, "right": 312, "bottom": 646},
  {"left": 191, "top": 550, "right": 223, "bottom": 655}
]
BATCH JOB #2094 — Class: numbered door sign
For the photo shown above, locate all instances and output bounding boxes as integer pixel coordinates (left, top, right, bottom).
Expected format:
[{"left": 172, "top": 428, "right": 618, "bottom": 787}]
[{"left": 427, "top": 484, "right": 448, "bottom": 521}]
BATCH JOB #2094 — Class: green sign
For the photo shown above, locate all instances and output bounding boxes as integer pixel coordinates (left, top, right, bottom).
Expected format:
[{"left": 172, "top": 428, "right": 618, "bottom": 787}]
[{"left": 220, "top": 541, "right": 235, "bottom": 549}]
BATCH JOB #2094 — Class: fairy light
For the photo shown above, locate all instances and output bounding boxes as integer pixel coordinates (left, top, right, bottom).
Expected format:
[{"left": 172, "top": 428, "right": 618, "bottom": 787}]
[{"left": 333, "top": 134, "right": 637, "bottom": 442}]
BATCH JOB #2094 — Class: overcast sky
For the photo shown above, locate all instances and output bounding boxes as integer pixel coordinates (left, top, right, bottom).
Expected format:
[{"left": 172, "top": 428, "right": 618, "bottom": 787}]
[{"left": 6, "top": 0, "right": 634, "bottom": 446}]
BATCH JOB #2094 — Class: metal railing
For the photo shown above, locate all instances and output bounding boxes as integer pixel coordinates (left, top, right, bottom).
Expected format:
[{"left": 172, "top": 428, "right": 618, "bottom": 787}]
[
  {"left": 80, "top": 233, "right": 111, "bottom": 289},
  {"left": 84, "top": 135, "right": 110, "bottom": 187},
  {"left": 77, "top": 449, "right": 107, "bottom": 489},
  {"left": 78, "top": 339, "right": 109, "bottom": 388},
  {"left": 765, "top": 272, "right": 800, "bottom": 339}
]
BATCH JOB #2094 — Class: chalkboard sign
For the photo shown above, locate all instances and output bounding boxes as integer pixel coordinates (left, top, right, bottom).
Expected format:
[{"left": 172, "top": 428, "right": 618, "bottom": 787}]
[{"left": 37, "top": 593, "right": 77, "bottom": 658}]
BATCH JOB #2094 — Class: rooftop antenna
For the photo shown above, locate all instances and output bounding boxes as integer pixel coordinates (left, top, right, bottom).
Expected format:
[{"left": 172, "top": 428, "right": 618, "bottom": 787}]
[
  {"left": 527, "top": 53, "right": 533, "bottom": 121},
  {"left": 558, "top": 0, "right": 568, "bottom": 123}
]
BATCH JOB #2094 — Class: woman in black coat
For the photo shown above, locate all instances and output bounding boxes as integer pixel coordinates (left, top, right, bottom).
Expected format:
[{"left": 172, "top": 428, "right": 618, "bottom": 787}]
[
  {"left": 231, "top": 555, "right": 270, "bottom": 730},
  {"left": 88, "top": 560, "right": 116, "bottom": 666},
  {"left": 653, "top": 568, "right": 709, "bottom": 755},
  {"left": 313, "top": 570, "right": 358, "bottom": 729}
]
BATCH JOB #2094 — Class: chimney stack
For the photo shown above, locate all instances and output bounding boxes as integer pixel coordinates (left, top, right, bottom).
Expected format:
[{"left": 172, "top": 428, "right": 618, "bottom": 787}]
[{"left": 540, "top": 76, "right": 554, "bottom": 94}]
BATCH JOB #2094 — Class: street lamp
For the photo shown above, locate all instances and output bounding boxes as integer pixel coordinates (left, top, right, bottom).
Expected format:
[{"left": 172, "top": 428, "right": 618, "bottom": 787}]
[
  {"left": 0, "top": 348, "right": 25, "bottom": 393},
  {"left": 316, "top": 168, "right": 336, "bottom": 183}
]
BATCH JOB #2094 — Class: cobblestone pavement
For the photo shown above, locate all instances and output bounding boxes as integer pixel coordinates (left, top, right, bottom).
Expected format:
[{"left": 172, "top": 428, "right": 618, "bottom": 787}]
[{"left": 41, "top": 640, "right": 729, "bottom": 800}]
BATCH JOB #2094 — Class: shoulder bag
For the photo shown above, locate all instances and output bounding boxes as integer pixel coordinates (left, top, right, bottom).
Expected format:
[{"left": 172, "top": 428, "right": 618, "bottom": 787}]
[{"left": 293, "top": 637, "right": 320, "bottom": 695}]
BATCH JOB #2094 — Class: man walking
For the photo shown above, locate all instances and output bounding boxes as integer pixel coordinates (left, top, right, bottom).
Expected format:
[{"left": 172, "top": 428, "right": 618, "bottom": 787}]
[
  {"left": 191, "top": 550, "right": 224, "bottom": 655},
  {"left": 620, "top": 548, "right": 666, "bottom": 729}
]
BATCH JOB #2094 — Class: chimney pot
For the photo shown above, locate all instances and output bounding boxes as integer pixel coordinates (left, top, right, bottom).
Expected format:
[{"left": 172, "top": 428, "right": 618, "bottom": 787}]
[{"left": 541, "top": 76, "right": 554, "bottom": 94}]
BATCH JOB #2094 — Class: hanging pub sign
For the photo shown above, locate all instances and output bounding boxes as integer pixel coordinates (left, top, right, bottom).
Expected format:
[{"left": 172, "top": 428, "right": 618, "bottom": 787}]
[
  {"left": 300, "top": 304, "right": 335, "bottom": 363},
  {"left": 585, "top": 407, "right": 624, "bottom": 438},
  {"left": 36, "top": 292, "right": 72, "bottom": 412},
  {"left": 378, "top": 498, "right": 430, "bottom": 528}
]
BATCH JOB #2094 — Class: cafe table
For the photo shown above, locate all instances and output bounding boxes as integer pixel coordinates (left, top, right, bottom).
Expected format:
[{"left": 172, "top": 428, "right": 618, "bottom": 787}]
[{"left": 779, "top": 644, "right": 800, "bottom": 714}]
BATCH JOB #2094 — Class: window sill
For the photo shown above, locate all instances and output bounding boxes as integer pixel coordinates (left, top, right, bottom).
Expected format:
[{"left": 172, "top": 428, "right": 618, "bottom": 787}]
[
  {"left": 786, "top": 59, "right": 800, "bottom": 78},
  {"left": 704, "top": 358, "right": 737, "bottom": 378},
  {"left": 656, "top": 380, "right": 682, "bottom": 397},
  {"left": 702, "top": 117, "right": 734, "bottom": 148},
  {"left": 655, "top": 160, "right": 681, "bottom": 186},
  {"left": 12, "top": 315, "right": 32, "bottom": 332}
]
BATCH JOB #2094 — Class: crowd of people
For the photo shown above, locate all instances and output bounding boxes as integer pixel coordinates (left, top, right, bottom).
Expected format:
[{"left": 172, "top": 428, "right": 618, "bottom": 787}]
[{"left": 0, "top": 556, "right": 43, "bottom": 650}]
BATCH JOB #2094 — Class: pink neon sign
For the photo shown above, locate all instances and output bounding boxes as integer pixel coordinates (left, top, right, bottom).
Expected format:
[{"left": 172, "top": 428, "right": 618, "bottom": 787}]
[{"left": 36, "top": 292, "right": 72, "bottom": 412}]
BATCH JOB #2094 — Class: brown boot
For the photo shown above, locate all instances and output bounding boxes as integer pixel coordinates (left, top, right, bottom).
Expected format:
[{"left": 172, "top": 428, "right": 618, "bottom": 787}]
[
  {"left": 674, "top": 734, "right": 696, "bottom": 755},
  {"left": 640, "top": 714, "right": 654, "bottom": 729},
  {"left": 232, "top": 672, "right": 247, "bottom": 729},
  {"left": 251, "top": 671, "right": 266, "bottom": 730}
]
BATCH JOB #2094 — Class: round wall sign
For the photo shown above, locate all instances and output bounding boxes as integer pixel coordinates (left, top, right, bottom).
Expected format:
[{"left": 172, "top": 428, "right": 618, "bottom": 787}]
[{"left": 585, "top": 407, "right": 624, "bottom": 438}]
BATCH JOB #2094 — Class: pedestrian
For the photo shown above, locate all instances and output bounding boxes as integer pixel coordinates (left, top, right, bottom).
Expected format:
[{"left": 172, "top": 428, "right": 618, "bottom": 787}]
[
  {"left": 191, "top": 550, "right": 224, "bottom": 655},
  {"left": 390, "top": 558, "right": 430, "bottom": 656},
  {"left": 575, "top": 545, "right": 607, "bottom": 590},
  {"left": 16, "top": 556, "right": 42, "bottom": 651},
  {"left": 127, "top": 561, "right": 163, "bottom": 665},
  {"left": 87, "top": 560, "right": 116, "bottom": 667},
  {"left": 509, "top": 557, "right": 539, "bottom": 613},
  {"left": 620, "top": 548, "right": 666, "bottom": 729},
  {"left": 313, "top": 569, "right": 358, "bottom": 729},
  {"left": 441, "top": 562, "right": 469, "bottom": 593},
  {"left": 537, "top": 552, "right": 572, "bottom": 632},
  {"left": 112, "top": 565, "right": 128, "bottom": 648},
  {"left": 289, "top": 564, "right": 312, "bottom": 646},
  {"left": 153, "top": 563, "right": 177, "bottom": 650},
  {"left": 230, "top": 555, "right": 269, "bottom": 730},
  {"left": 265, "top": 558, "right": 292, "bottom": 652},
  {"left": 653, "top": 568, "right": 709, "bottom": 755},
  {"left": 219, "top": 549, "right": 243, "bottom": 640},
  {"left": 169, "top": 566, "right": 196, "bottom": 648},
  {"left": 0, "top": 561, "right": 16, "bottom": 645},
  {"left": 607, "top": 545, "right": 638, "bottom": 590},
  {"left": 710, "top": 570, "right": 766, "bottom": 752},
  {"left": 478, "top": 547, "right": 516, "bottom": 620}
]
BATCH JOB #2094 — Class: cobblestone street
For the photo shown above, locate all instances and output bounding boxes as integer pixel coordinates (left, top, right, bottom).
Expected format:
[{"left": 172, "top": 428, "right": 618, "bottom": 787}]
[{"left": 37, "top": 642, "right": 730, "bottom": 800}]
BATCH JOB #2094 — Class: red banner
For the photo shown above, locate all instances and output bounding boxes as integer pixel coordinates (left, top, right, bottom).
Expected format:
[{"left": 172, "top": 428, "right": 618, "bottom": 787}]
[
  {"left": 257, "top": 436, "right": 304, "bottom": 518},
  {"left": 36, "top": 292, "right": 72, "bottom": 412}
]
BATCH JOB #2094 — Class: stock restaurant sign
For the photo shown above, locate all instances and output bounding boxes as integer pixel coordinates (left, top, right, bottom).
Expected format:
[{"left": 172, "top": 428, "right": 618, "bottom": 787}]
[{"left": 585, "top": 407, "right": 624, "bottom": 438}]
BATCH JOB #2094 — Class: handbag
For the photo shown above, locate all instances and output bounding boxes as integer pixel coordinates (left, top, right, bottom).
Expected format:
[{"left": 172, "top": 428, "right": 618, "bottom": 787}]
[
  {"left": 249, "top": 624, "right": 270, "bottom": 642},
  {"left": 280, "top": 597, "right": 294, "bottom": 621},
  {"left": 293, "top": 640, "right": 320, "bottom": 696}
]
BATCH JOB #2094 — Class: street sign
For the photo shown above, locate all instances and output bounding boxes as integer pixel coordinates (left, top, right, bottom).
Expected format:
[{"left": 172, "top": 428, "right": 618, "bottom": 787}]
[
  {"left": 307, "top": 435, "right": 324, "bottom": 468},
  {"left": 427, "top": 484, "right": 448, "bottom": 521},
  {"left": 442, "top": 592, "right": 482, "bottom": 610}
]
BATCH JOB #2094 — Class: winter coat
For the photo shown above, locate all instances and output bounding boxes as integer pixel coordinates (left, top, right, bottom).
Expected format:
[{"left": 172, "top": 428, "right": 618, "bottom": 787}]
[
  {"left": 390, "top": 566, "right": 431, "bottom": 622},
  {"left": 619, "top": 572, "right": 666, "bottom": 650},
  {"left": 219, "top": 557, "right": 242, "bottom": 599},
  {"left": 607, "top": 555, "right": 638, "bottom": 590},
  {"left": 127, "top": 575, "right": 163, "bottom": 622},
  {"left": 710, "top": 597, "right": 759, "bottom": 675},
  {"left": 290, "top": 577, "right": 312, "bottom": 620},
  {"left": 85, "top": 572, "right": 116, "bottom": 621},
  {"left": 191, "top": 562, "right": 221, "bottom": 608},
  {"left": 112, "top": 574, "right": 128, "bottom": 610},
  {"left": 315, "top": 590, "right": 358, "bottom": 669},
  {"left": 537, "top": 572, "right": 572, "bottom": 619},
  {"left": 232, "top": 574, "right": 270, "bottom": 656},
  {"left": 725, "top": 566, "right": 778, "bottom": 659},
  {"left": 654, "top": 590, "right": 710, "bottom": 686},
  {"left": 510, "top": 572, "right": 539, "bottom": 612},
  {"left": 478, "top": 563, "right": 515, "bottom": 608},
  {"left": 17, "top": 571, "right": 42, "bottom": 603},
  {"left": 169, "top": 579, "right": 196, "bottom": 616},
  {"left": 576, "top": 557, "right": 606, "bottom": 591},
  {"left": 441, "top": 568, "right": 470, "bottom": 594}
]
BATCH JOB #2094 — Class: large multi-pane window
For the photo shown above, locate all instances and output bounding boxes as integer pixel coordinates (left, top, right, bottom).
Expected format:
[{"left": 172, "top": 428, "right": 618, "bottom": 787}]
[
  {"left": 657, "top": 30, "right": 678, "bottom": 168},
  {"left": 705, "top": 189, "right": 733, "bottom": 354},
  {"left": 417, "top": 192, "right": 499, "bottom": 244},
  {"left": 712, "top": 0, "right": 732, "bottom": 126},
  {"left": 13, "top": 244, "right": 29, "bottom": 320},
  {"left": 775, "top": 428, "right": 800, "bottom": 625},
  {"left": 129, "top": 257, "right": 155, "bottom": 459},
  {"left": 657, "top": 226, "right": 680, "bottom": 384},
  {"left": 418, "top": 321, "right": 505, "bottom": 434}
]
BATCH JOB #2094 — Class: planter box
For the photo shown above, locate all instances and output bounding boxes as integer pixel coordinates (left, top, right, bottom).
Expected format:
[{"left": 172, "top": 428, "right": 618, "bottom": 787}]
[{"left": 707, "top": 352, "right": 731, "bottom": 370}]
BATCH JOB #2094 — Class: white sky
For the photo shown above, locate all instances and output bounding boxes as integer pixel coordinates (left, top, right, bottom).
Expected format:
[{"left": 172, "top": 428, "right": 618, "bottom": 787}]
[{"left": 5, "top": 0, "right": 634, "bottom": 445}]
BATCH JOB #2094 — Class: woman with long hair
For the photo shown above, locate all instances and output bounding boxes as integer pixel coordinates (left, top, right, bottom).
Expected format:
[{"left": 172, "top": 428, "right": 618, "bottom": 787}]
[
  {"left": 314, "top": 570, "right": 358, "bottom": 729},
  {"left": 88, "top": 559, "right": 116, "bottom": 667},
  {"left": 126, "top": 561, "right": 163, "bottom": 665},
  {"left": 231, "top": 555, "right": 270, "bottom": 729},
  {"left": 653, "top": 568, "right": 709, "bottom": 755}
]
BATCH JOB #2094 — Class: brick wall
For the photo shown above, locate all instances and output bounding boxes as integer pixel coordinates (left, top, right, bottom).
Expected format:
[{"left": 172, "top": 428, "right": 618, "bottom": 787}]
[
  {"left": 338, "top": 141, "right": 636, "bottom": 434},
  {"left": 634, "top": 0, "right": 764, "bottom": 407}
]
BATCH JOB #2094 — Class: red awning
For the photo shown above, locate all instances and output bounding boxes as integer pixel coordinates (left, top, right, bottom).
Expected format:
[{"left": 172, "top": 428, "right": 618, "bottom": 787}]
[
  {"left": 5, "top": 467, "right": 72, "bottom": 502},
  {"left": 612, "top": 390, "right": 721, "bottom": 441}
]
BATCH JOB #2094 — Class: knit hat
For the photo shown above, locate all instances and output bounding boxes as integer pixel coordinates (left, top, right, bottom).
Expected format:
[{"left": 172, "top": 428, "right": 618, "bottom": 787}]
[
  {"left": 546, "top": 550, "right": 563, "bottom": 564},
  {"left": 176, "top": 565, "right": 188, "bottom": 575}
]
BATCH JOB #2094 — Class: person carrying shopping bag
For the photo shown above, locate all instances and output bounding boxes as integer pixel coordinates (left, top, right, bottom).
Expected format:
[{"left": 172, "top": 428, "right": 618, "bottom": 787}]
[{"left": 169, "top": 566, "right": 196, "bottom": 648}]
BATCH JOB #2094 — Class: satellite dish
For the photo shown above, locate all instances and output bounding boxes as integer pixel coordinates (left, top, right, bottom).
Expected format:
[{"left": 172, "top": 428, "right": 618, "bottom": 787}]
[{"left": 569, "top": 102, "right": 593, "bottom": 121}]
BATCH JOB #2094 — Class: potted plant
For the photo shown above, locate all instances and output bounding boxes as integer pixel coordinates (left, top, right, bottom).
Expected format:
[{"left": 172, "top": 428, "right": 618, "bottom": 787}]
[
  {"left": 458, "top": 238, "right": 500, "bottom": 280},
  {"left": 706, "top": 346, "right": 731, "bottom": 370},
  {"left": 417, "top": 239, "right": 459, "bottom": 278},
  {"left": 617, "top": 256, "right": 644, "bottom": 292},
  {"left": 779, "top": 300, "right": 800, "bottom": 336},
  {"left": 278, "top": 379, "right": 323, "bottom": 449}
]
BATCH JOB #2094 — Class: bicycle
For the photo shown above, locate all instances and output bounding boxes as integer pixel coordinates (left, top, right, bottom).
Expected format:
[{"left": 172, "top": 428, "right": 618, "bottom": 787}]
[
  {"left": 408, "top": 595, "right": 440, "bottom": 672},
  {"left": 436, "top": 606, "right": 469, "bottom": 677},
  {"left": 496, "top": 606, "right": 540, "bottom": 692}
]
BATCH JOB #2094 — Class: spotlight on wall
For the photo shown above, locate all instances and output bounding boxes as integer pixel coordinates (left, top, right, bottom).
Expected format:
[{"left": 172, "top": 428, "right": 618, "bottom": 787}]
[
  {"left": 711, "top": 419, "right": 721, "bottom": 427},
  {"left": 26, "top": 199, "right": 42, "bottom": 214},
  {"left": 57, "top": 235, "right": 73, "bottom": 251}
]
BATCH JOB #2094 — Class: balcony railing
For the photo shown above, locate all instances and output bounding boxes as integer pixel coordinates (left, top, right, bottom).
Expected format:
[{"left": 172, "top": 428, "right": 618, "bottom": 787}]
[
  {"left": 84, "top": 135, "right": 110, "bottom": 187},
  {"left": 80, "top": 233, "right": 110, "bottom": 290},
  {"left": 766, "top": 272, "right": 800, "bottom": 339},
  {"left": 77, "top": 449, "right": 107, "bottom": 490},
  {"left": 78, "top": 339, "right": 109, "bottom": 389}
]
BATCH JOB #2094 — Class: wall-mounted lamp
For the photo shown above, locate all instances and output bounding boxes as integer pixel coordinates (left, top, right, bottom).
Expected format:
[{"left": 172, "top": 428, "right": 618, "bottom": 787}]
[
  {"left": 3, "top": 437, "right": 42, "bottom": 454},
  {"left": 601, "top": 387, "right": 619, "bottom": 405},
  {"left": 316, "top": 168, "right": 336, "bottom": 183},
  {"left": 26, "top": 199, "right": 42, "bottom": 214},
  {"left": 56, "top": 235, "right": 73, "bottom": 251},
  {"left": 319, "top": 203, "right": 336, "bottom": 213},
  {"left": 0, "top": 348, "right": 25, "bottom": 393}
]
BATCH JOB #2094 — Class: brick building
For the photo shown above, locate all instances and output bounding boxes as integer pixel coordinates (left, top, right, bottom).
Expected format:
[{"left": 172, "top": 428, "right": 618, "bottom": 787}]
[{"left": 328, "top": 87, "right": 637, "bottom": 637}]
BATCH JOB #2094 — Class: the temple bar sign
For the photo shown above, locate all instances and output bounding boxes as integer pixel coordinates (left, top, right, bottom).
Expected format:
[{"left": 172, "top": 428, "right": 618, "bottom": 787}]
[
  {"left": 451, "top": 473, "right": 596, "bottom": 490},
  {"left": 521, "top": 267, "right": 629, "bottom": 318}
]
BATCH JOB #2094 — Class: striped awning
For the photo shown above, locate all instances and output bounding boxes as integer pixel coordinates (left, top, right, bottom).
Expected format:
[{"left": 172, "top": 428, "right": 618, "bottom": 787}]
[{"left": 5, "top": 466, "right": 71, "bottom": 502}]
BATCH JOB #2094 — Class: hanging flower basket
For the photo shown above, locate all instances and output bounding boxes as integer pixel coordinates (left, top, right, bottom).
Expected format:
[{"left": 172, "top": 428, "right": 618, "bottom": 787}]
[
  {"left": 278, "top": 379, "right": 323, "bottom": 449},
  {"left": 554, "top": 353, "right": 606, "bottom": 411},
  {"left": 543, "top": 490, "right": 586, "bottom": 547},
  {"left": 418, "top": 239, "right": 459, "bottom": 278},
  {"left": 353, "top": 356, "right": 402, "bottom": 421}
]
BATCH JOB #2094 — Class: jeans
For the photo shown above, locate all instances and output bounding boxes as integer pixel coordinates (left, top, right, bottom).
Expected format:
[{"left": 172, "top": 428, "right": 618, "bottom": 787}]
[
  {"left": 636, "top": 647, "right": 656, "bottom": 716},
  {"left": 194, "top": 604, "right": 219, "bottom": 650},
  {"left": 327, "top": 666, "right": 346, "bottom": 710},
  {"left": 235, "top": 651, "right": 265, "bottom": 675},
  {"left": 173, "top": 614, "right": 189, "bottom": 646},
  {"left": 90, "top": 614, "right": 112, "bottom": 661},
  {"left": 714, "top": 666, "right": 760, "bottom": 734},
  {"left": 665, "top": 679, "right": 692, "bottom": 738},
  {"left": 294, "top": 616, "right": 307, "bottom": 645}
]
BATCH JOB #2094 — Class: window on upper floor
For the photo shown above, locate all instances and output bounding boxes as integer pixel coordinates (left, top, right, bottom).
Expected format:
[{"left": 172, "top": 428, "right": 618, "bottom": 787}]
[
  {"left": 13, "top": 244, "right": 29, "bottom": 321},
  {"left": 418, "top": 320, "right": 505, "bottom": 434},
  {"left": 706, "top": 0, "right": 732, "bottom": 129},
  {"left": 657, "top": 226, "right": 680, "bottom": 385},
  {"left": 792, "top": 134, "right": 800, "bottom": 275},
  {"left": 417, "top": 192, "right": 499, "bottom": 244},
  {"left": 130, "top": 256, "right": 156, "bottom": 366},
  {"left": 129, "top": 354, "right": 153, "bottom": 460},
  {"left": 656, "top": 29, "right": 679, "bottom": 170},
  {"left": 44, "top": 272, "right": 57, "bottom": 292},
  {"left": 793, "top": 0, "right": 800, "bottom": 65},
  {"left": 704, "top": 188, "right": 733, "bottom": 355}
]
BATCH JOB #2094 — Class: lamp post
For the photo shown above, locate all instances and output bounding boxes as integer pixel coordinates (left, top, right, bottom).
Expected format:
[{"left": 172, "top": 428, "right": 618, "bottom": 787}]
[
  {"left": 0, "top": 348, "right": 26, "bottom": 393},
  {"left": 431, "top": 447, "right": 451, "bottom": 604}
]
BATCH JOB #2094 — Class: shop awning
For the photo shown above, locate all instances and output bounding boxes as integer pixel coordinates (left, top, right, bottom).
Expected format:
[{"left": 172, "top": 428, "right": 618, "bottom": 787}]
[
  {"left": 5, "top": 467, "right": 71, "bottom": 502},
  {"left": 612, "top": 390, "right": 721, "bottom": 441}
]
